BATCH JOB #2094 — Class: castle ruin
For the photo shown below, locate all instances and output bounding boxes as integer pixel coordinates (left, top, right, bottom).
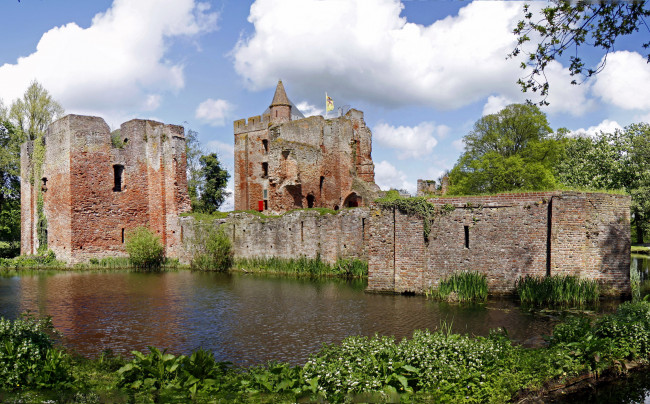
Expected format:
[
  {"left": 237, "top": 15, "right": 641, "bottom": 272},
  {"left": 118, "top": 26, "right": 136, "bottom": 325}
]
[
  {"left": 21, "top": 115, "right": 191, "bottom": 263},
  {"left": 234, "top": 81, "right": 380, "bottom": 213}
]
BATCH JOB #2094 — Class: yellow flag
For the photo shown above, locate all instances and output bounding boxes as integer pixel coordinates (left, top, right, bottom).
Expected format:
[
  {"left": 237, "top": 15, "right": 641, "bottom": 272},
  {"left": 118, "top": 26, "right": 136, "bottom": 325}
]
[{"left": 326, "top": 93, "right": 334, "bottom": 112}]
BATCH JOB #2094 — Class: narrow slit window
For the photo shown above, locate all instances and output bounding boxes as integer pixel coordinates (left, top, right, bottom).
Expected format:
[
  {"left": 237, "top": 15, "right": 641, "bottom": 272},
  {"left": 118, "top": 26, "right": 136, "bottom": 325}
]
[
  {"left": 261, "top": 162, "right": 268, "bottom": 178},
  {"left": 320, "top": 176, "right": 325, "bottom": 192},
  {"left": 464, "top": 226, "right": 469, "bottom": 249},
  {"left": 113, "top": 164, "right": 125, "bottom": 192},
  {"left": 262, "top": 139, "right": 268, "bottom": 154},
  {"left": 301, "top": 221, "right": 304, "bottom": 242},
  {"left": 121, "top": 228, "right": 125, "bottom": 244}
]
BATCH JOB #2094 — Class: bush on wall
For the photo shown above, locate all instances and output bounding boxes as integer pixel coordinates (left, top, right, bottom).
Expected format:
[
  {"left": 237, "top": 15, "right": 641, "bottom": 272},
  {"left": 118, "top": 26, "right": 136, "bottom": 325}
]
[{"left": 190, "top": 224, "right": 233, "bottom": 271}]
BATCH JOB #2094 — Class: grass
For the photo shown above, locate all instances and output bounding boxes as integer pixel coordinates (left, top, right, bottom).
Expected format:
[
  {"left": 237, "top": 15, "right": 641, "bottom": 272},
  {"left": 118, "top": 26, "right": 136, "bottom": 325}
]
[
  {"left": 631, "top": 245, "right": 650, "bottom": 254},
  {"left": 234, "top": 256, "right": 368, "bottom": 278},
  {"left": 516, "top": 275, "right": 600, "bottom": 307},
  {"left": 180, "top": 207, "right": 342, "bottom": 222},
  {"left": 425, "top": 271, "right": 488, "bottom": 302},
  {"left": 428, "top": 186, "right": 628, "bottom": 198}
]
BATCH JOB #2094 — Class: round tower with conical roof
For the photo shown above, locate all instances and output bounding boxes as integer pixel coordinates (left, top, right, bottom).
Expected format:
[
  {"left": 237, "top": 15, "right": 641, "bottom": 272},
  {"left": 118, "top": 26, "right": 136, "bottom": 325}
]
[{"left": 269, "top": 80, "right": 291, "bottom": 124}]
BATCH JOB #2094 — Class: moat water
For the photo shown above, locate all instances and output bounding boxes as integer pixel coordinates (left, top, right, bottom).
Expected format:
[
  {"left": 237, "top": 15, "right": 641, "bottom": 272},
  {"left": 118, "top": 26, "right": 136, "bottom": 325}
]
[{"left": 1, "top": 257, "right": 649, "bottom": 402}]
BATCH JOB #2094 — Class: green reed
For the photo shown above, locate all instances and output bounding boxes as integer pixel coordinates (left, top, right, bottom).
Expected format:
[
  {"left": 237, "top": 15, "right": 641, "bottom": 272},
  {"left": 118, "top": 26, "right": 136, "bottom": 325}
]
[
  {"left": 516, "top": 275, "right": 599, "bottom": 307},
  {"left": 233, "top": 256, "right": 367, "bottom": 278},
  {"left": 426, "top": 271, "right": 488, "bottom": 302}
]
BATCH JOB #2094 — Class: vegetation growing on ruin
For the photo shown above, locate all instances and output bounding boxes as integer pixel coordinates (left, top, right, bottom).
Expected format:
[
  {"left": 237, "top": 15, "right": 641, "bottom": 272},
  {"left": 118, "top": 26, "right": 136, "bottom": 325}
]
[
  {"left": 516, "top": 275, "right": 600, "bottom": 307},
  {"left": 376, "top": 190, "right": 453, "bottom": 242},
  {"left": 189, "top": 225, "right": 233, "bottom": 271},
  {"left": 8, "top": 301, "right": 650, "bottom": 402},
  {"left": 110, "top": 129, "right": 125, "bottom": 148},
  {"left": 425, "top": 271, "right": 488, "bottom": 302},
  {"left": 125, "top": 227, "right": 165, "bottom": 270},
  {"left": 234, "top": 256, "right": 368, "bottom": 278},
  {"left": 0, "top": 250, "right": 64, "bottom": 270}
]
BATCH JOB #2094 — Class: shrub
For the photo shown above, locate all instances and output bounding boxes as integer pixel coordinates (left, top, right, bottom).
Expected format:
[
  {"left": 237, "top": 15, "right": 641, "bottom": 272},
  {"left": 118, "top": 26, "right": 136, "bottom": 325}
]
[
  {"left": 190, "top": 225, "right": 233, "bottom": 271},
  {"left": 125, "top": 227, "right": 165, "bottom": 270},
  {"left": 0, "top": 314, "right": 74, "bottom": 390}
]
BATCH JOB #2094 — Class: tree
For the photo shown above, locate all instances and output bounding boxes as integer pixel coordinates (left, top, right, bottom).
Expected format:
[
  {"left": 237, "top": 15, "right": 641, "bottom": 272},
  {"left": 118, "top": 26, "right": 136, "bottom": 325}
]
[
  {"left": 184, "top": 126, "right": 203, "bottom": 206},
  {"left": 511, "top": 1, "right": 650, "bottom": 103},
  {"left": 9, "top": 80, "right": 64, "bottom": 141},
  {"left": 0, "top": 120, "right": 21, "bottom": 256},
  {"left": 194, "top": 153, "right": 230, "bottom": 213},
  {"left": 555, "top": 123, "right": 650, "bottom": 242},
  {"left": 448, "top": 104, "right": 563, "bottom": 195}
]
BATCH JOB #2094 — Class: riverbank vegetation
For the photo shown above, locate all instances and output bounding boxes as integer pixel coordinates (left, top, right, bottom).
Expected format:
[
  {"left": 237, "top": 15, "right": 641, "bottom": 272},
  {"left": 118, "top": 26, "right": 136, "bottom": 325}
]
[
  {"left": 425, "top": 271, "right": 488, "bottom": 302},
  {"left": 516, "top": 275, "right": 600, "bottom": 307},
  {"left": 233, "top": 256, "right": 368, "bottom": 278},
  {"left": 5, "top": 300, "right": 650, "bottom": 402}
]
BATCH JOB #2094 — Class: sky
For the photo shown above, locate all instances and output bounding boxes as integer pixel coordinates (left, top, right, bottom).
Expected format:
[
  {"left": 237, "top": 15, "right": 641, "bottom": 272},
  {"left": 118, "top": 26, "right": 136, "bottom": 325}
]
[{"left": 1, "top": 0, "right": 649, "bottom": 211}]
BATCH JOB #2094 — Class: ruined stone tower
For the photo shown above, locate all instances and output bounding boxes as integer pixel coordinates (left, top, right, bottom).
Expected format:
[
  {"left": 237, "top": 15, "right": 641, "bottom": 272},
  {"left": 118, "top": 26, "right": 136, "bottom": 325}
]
[
  {"left": 21, "top": 115, "right": 191, "bottom": 263},
  {"left": 234, "top": 81, "right": 380, "bottom": 213}
]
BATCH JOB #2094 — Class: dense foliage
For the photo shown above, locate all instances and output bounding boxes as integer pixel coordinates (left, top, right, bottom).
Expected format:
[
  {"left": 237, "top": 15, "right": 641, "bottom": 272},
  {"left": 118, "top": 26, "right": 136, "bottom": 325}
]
[
  {"left": 448, "top": 104, "right": 563, "bottom": 195},
  {"left": 555, "top": 123, "right": 650, "bottom": 242},
  {"left": 511, "top": 1, "right": 650, "bottom": 103},
  {"left": 125, "top": 227, "right": 165, "bottom": 270},
  {"left": 193, "top": 153, "right": 230, "bottom": 213},
  {"left": 190, "top": 225, "right": 233, "bottom": 271},
  {"left": 0, "top": 314, "right": 73, "bottom": 391}
]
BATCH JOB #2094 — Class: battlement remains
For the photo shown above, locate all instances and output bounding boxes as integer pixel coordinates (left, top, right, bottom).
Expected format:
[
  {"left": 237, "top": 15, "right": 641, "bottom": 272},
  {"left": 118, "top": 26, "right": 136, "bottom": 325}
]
[{"left": 234, "top": 114, "right": 271, "bottom": 135}]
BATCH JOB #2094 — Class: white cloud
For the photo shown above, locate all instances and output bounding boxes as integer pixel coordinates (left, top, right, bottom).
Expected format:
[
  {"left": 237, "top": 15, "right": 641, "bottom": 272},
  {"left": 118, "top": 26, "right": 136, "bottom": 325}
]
[
  {"left": 233, "top": 0, "right": 525, "bottom": 109},
  {"left": 206, "top": 139, "right": 235, "bottom": 157},
  {"left": 452, "top": 138, "right": 465, "bottom": 151},
  {"left": 295, "top": 101, "right": 323, "bottom": 117},
  {"left": 195, "top": 98, "right": 235, "bottom": 126},
  {"left": 0, "top": 0, "right": 218, "bottom": 125},
  {"left": 220, "top": 188, "right": 235, "bottom": 212},
  {"left": 570, "top": 119, "right": 623, "bottom": 138},
  {"left": 482, "top": 95, "right": 513, "bottom": 116},
  {"left": 375, "top": 160, "right": 415, "bottom": 194},
  {"left": 592, "top": 51, "right": 650, "bottom": 111},
  {"left": 373, "top": 121, "right": 441, "bottom": 159}
]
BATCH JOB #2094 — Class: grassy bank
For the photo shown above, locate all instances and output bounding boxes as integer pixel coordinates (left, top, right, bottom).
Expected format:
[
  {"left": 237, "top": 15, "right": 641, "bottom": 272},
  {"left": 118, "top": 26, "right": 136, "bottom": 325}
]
[
  {"left": 5, "top": 301, "right": 650, "bottom": 402},
  {"left": 233, "top": 256, "right": 368, "bottom": 278}
]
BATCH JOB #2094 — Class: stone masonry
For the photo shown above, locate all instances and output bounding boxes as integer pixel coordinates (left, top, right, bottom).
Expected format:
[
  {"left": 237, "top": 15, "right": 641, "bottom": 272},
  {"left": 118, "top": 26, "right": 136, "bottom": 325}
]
[
  {"left": 21, "top": 114, "right": 191, "bottom": 263},
  {"left": 367, "top": 192, "right": 630, "bottom": 295},
  {"left": 178, "top": 209, "right": 369, "bottom": 265},
  {"left": 234, "top": 81, "right": 380, "bottom": 213}
]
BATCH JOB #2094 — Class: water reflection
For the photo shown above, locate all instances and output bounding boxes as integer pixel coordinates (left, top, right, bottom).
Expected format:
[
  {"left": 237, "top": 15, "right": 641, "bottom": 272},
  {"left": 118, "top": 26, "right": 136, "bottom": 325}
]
[{"left": 0, "top": 271, "right": 564, "bottom": 366}]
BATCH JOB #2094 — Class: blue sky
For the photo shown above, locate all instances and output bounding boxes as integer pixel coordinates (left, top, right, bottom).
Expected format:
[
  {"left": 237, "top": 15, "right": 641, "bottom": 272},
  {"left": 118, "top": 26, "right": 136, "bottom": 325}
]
[{"left": 1, "top": 0, "right": 649, "bottom": 210}]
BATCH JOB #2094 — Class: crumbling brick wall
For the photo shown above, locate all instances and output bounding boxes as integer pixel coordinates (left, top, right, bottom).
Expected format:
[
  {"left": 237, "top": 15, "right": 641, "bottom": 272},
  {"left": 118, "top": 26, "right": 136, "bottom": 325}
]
[
  {"left": 367, "top": 192, "right": 630, "bottom": 295},
  {"left": 21, "top": 114, "right": 191, "bottom": 263},
  {"left": 234, "top": 106, "right": 379, "bottom": 213},
  {"left": 178, "top": 209, "right": 369, "bottom": 265}
]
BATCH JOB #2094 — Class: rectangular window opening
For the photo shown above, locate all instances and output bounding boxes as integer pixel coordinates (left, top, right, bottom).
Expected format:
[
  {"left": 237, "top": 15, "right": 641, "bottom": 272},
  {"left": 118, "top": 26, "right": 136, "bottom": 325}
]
[
  {"left": 113, "top": 164, "right": 125, "bottom": 192},
  {"left": 464, "top": 226, "right": 469, "bottom": 249},
  {"left": 262, "top": 139, "right": 268, "bottom": 154},
  {"left": 121, "top": 228, "right": 125, "bottom": 244},
  {"left": 261, "top": 162, "right": 268, "bottom": 178},
  {"left": 362, "top": 217, "right": 366, "bottom": 240}
]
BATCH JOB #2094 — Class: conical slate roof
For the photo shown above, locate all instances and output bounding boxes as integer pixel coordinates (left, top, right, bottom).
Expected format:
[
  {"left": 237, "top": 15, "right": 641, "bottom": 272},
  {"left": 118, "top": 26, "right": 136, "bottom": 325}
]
[
  {"left": 270, "top": 80, "right": 291, "bottom": 107},
  {"left": 264, "top": 80, "right": 305, "bottom": 120}
]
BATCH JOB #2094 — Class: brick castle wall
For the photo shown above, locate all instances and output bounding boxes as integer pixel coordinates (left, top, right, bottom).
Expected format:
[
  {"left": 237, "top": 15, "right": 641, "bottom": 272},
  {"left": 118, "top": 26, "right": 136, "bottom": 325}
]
[
  {"left": 21, "top": 115, "right": 191, "bottom": 263},
  {"left": 366, "top": 192, "right": 630, "bottom": 295},
  {"left": 178, "top": 209, "right": 369, "bottom": 265}
]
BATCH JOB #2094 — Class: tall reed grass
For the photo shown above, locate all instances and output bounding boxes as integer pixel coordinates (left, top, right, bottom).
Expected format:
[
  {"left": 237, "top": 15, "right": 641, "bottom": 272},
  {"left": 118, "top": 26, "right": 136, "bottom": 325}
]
[
  {"left": 233, "top": 256, "right": 367, "bottom": 278},
  {"left": 426, "top": 271, "right": 488, "bottom": 302},
  {"left": 516, "top": 275, "right": 599, "bottom": 307}
]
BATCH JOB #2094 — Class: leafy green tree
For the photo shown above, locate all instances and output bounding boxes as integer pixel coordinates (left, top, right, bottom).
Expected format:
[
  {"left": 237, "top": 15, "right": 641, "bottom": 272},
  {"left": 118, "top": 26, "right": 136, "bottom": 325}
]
[
  {"left": 184, "top": 127, "right": 202, "bottom": 206},
  {"left": 0, "top": 120, "right": 21, "bottom": 256},
  {"left": 556, "top": 123, "right": 650, "bottom": 242},
  {"left": 194, "top": 153, "right": 230, "bottom": 213},
  {"left": 511, "top": 1, "right": 650, "bottom": 103},
  {"left": 448, "top": 104, "right": 563, "bottom": 195},
  {"left": 9, "top": 81, "right": 64, "bottom": 141}
]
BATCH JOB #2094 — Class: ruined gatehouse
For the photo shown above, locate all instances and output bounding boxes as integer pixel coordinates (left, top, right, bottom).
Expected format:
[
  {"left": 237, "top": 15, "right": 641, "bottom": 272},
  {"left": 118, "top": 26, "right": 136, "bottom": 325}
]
[
  {"left": 21, "top": 115, "right": 190, "bottom": 263},
  {"left": 234, "top": 81, "right": 380, "bottom": 213}
]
